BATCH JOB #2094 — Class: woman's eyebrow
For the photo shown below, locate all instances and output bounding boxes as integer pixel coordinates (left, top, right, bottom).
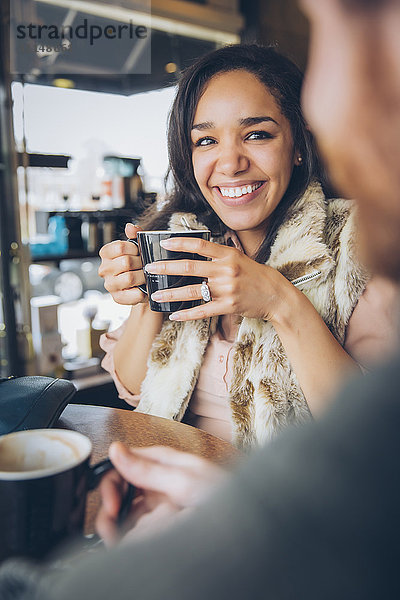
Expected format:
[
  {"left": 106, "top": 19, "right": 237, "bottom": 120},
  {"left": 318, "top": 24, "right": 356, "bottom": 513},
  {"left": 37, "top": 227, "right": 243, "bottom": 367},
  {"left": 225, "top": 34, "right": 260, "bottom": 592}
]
[
  {"left": 239, "top": 116, "right": 279, "bottom": 127},
  {"left": 192, "top": 121, "right": 214, "bottom": 131},
  {"left": 192, "top": 116, "right": 279, "bottom": 131}
]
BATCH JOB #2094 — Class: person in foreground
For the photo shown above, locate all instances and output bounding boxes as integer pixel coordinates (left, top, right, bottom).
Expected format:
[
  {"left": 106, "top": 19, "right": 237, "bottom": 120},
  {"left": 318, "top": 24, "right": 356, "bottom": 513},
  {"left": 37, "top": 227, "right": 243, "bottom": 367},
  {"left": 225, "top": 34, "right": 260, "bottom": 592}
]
[
  {"left": 98, "top": 44, "right": 396, "bottom": 449},
  {"left": 1, "top": 0, "right": 400, "bottom": 597}
]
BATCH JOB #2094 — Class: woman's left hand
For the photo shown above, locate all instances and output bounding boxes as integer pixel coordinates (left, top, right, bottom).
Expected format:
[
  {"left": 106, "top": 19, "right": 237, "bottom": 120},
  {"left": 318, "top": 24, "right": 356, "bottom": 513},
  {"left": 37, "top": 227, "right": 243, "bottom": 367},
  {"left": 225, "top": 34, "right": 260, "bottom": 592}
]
[{"left": 145, "top": 237, "right": 289, "bottom": 322}]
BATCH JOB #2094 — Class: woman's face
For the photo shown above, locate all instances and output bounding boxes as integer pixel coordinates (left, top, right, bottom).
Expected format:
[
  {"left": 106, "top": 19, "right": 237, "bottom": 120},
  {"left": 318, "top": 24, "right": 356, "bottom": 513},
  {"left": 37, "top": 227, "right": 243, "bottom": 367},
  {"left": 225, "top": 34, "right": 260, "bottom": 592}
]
[{"left": 191, "top": 70, "right": 299, "bottom": 247}]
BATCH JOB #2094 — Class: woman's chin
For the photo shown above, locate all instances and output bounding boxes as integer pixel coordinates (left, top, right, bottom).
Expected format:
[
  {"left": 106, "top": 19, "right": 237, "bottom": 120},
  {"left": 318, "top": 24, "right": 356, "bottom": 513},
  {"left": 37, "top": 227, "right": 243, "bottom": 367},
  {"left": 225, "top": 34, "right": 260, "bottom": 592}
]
[{"left": 219, "top": 216, "right": 267, "bottom": 237}]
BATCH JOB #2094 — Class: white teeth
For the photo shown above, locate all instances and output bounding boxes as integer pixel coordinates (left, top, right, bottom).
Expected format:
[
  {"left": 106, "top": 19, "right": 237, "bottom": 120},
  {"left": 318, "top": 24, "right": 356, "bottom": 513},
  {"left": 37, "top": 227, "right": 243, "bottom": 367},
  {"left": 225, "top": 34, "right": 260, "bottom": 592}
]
[{"left": 220, "top": 182, "right": 262, "bottom": 198}]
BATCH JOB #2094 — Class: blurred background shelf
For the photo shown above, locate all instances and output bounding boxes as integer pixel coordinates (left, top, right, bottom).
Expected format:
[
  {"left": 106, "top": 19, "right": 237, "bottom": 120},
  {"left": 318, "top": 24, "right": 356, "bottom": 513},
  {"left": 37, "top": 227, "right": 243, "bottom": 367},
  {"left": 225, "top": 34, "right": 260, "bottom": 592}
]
[{"left": 31, "top": 250, "right": 99, "bottom": 263}]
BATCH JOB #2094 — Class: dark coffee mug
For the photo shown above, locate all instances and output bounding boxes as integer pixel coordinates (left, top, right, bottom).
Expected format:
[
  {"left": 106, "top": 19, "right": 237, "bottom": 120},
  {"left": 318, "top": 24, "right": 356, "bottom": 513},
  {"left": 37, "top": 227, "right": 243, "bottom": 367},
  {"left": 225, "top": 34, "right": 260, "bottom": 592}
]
[
  {"left": 0, "top": 428, "right": 127, "bottom": 562},
  {"left": 130, "top": 229, "right": 211, "bottom": 312}
]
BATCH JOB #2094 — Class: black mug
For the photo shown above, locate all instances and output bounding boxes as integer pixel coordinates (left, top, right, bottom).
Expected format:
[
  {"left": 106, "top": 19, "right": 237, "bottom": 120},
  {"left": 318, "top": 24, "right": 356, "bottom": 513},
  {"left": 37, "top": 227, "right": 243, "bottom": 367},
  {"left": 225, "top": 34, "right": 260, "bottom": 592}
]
[
  {"left": 130, "top": 229, "right": 211, "bottom": 312},
  {"left": 0, "top": 428, "right": 125, "bottom": 562}
]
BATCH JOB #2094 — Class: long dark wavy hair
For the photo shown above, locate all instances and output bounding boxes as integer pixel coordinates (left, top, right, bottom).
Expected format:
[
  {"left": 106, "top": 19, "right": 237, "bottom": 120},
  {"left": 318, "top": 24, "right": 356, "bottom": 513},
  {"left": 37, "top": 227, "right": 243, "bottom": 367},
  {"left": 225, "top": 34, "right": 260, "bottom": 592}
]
[{"left": 140, "top": 44, "right": 331, "bottom": 263}]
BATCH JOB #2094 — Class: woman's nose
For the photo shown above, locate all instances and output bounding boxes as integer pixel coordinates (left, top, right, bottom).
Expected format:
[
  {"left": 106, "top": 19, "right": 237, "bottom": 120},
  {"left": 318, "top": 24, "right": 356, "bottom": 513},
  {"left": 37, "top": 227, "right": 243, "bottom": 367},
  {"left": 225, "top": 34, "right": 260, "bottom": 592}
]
[{"left": 215, "top": 143, "right": 249, "bottom": 176}]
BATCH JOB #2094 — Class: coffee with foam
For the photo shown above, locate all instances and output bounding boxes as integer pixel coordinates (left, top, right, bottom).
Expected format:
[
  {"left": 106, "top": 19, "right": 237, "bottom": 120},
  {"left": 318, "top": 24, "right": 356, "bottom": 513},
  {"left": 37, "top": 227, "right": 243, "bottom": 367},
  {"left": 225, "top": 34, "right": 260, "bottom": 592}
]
[{"left": 0, "top": 430, "right": 91, "bottom": 480}]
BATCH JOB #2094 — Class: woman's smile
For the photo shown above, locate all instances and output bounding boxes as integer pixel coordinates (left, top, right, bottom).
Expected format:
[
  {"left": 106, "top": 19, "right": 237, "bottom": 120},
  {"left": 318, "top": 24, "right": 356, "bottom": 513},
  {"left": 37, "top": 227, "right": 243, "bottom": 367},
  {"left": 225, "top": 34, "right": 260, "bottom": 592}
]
[{"left": 214, "top": 181, "right": 267, "bottom": 207}]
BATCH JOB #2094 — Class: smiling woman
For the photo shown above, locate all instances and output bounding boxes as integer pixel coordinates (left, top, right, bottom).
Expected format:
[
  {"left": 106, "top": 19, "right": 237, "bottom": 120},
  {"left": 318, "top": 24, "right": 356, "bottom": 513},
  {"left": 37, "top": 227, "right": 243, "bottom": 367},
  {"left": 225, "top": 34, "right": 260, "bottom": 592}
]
[{"left": 98, "top": 44, "right": 396, "bottom": 449}]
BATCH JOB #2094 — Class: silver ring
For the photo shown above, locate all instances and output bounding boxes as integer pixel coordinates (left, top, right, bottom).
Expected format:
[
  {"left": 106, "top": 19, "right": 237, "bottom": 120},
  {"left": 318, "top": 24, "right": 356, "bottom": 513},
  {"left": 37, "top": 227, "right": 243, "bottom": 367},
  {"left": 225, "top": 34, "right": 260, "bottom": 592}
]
[{"left": 200, "top": 280, "right": 212, "bottom": 302}]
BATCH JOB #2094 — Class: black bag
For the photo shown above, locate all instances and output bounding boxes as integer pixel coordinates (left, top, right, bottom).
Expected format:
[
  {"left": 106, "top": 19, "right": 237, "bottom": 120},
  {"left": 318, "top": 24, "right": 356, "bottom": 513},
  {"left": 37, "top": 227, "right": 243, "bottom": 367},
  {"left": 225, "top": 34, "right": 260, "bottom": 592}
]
[{"left": 0, "top": 376, "right": 76, "bottom": 436}]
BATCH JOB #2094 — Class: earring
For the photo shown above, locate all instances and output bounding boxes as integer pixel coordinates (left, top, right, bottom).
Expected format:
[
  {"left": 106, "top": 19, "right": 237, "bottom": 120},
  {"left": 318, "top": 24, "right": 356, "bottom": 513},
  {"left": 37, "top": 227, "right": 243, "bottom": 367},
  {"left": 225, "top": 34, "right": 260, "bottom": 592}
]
[{"left": 297, "top": 156, "right": 303, "bottom": 165}]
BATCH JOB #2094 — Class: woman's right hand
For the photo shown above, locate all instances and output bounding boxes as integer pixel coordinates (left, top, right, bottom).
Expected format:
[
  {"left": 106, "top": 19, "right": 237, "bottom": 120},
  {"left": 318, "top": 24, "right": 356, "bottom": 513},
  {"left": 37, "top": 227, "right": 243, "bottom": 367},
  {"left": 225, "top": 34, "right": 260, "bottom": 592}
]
[{"left": 98, "top": 223, "right": 147, "bottom": 306}]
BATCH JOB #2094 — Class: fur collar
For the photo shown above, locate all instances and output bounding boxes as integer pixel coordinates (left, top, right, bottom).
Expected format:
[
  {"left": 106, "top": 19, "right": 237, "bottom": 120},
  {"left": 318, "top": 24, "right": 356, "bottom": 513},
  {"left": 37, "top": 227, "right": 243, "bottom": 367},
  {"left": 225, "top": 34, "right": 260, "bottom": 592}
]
[{"left": 137, "top": 182, "right": 368, "bottom": 448}]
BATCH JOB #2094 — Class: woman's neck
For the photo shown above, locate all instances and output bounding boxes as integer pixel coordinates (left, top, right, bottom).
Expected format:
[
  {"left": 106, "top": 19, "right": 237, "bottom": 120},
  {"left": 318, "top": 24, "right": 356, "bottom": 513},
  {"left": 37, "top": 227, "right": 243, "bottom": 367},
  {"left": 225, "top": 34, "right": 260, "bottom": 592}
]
[{"left": 236, "top": 228, "right": 266, "bottom": 258}]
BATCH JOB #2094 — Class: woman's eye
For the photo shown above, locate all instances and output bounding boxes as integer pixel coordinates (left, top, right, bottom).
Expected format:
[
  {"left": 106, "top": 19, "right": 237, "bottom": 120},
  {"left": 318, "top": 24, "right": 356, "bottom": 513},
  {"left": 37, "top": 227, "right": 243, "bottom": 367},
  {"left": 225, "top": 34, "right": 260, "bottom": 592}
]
[
  {"left": 246, "top": 131, "right": 274, "bottom": 141},
  {"left": 194, "top": 137, "right": 216, "bottom": 147}
]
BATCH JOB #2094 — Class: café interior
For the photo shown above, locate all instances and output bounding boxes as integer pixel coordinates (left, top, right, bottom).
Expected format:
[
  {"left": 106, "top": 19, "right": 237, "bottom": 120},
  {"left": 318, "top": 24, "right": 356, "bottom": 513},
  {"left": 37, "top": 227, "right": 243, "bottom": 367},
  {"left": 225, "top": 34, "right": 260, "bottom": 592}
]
[
  {"left": 0, "top": 0, "right": 317, "bottom": 562},
  {"left": 2, "top": 0, "right": 400, "bottom": 589},
  {"left": 0, "top": 0, "right": 309, "bottom": 403}
]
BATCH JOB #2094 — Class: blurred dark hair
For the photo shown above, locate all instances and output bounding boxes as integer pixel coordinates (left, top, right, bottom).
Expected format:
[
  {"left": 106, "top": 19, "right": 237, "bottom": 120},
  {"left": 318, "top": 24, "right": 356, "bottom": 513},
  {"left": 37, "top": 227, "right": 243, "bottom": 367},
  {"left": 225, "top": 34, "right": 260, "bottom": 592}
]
[{"left": 141, "top": 44, "right": 331, "bottom": 262}]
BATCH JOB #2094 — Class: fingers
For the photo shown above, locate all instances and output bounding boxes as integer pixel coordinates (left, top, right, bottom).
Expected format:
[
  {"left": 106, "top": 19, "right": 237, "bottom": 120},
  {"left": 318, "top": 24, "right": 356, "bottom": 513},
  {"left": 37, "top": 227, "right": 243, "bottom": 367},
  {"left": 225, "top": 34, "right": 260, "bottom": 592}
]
[
  {"left": 150, "top": 285, "right": 226, "bottom": 321},
  {"left": 101, "top": 265, "right": 146, "bottom": 304},
  {"left": 99, "top": 239, "right": 140, "bottom": 261},
  {"left": 96, "top": 505, "right": 121, "bottom": 547},
  {"left": 105, "top": 266, "right": 145, "bottom": 292},
  {"left": 144, "top": 243, "right": 240, "bottom": 278},
  {"left": 160, "top": 237, "right": 227, "bottom": 259},
  {"left": 112, "top": 253, "right": 142, "bottom": 275},
  {"left": 98, "top": 241, "right": 142, "bottom": 280},
  {"left": 125, "top": 223, "right": 143, "bottom": 240},
  {"left": 123, "top": 445, "right": 213, "bottom": 469},
  {"left": 148, "top": 277, "right": 229, "bottom": 321},
  {"left": 106, "top": 288, "right": 146, "bottom": 306},
  {"left": 97, "top": 444, "right": 225, "bottom": 547},
  {"left": 145, "top": 259, "right": 215, "bottom": 278},
  {"left": 150, "top": 283, "right": 203, "bottom": 304},
  {"left": 99, "top": 469, "right": 125, "bottom": 517},
  {"left": 119, "top": 495, "right": 183, "bottom": 546},
  {"left": 168, "top": 302, "right": 224, "bottom": 322},
  {"left": 109, "top": 443, "right": 223, "bottom": 508},
  {"left": 101, "top": 256, "right": 143, "bottom": 283},
  {"left": 96, "top": 469, "right": 126, "bottom": 547},
  {"left": 98, "top": 224, "right": 147, "bottom": 306}
]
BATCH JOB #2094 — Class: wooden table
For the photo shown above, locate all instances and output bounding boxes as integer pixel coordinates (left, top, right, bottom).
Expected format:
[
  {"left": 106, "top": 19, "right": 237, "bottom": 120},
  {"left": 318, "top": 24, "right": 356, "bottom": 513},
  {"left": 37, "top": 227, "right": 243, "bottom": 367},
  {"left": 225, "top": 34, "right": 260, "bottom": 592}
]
[{"left": 58, "top": 404, "right": 238, "bottom": 533}]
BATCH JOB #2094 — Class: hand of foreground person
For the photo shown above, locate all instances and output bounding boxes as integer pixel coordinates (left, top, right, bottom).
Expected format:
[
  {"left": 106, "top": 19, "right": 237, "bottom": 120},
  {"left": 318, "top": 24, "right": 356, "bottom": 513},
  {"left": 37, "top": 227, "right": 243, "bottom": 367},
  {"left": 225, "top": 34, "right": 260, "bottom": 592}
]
[
  {"left": 144, "top": 236, "right": 292, "bottom": 322},
  {"left": 98, "top": 223, "right": 147, "bottom": 306},
  {"left": 96, "top": 442, "right": 227, "bottom": 547}
]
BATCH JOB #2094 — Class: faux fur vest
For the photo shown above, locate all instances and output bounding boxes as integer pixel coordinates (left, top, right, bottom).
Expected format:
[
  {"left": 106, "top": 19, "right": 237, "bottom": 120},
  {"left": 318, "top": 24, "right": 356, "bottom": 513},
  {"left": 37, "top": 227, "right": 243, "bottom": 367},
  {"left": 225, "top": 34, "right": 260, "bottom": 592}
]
[{"left": 136, "top": 182, "right": 368, "bottom": 449}]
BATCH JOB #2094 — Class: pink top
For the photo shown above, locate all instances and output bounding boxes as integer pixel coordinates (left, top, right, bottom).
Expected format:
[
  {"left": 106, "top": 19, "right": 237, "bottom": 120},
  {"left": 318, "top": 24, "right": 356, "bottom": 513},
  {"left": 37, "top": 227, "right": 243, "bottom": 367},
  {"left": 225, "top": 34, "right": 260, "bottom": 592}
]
[{"left": 100, "top": 276, "right": 399, "bottom": 443}]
